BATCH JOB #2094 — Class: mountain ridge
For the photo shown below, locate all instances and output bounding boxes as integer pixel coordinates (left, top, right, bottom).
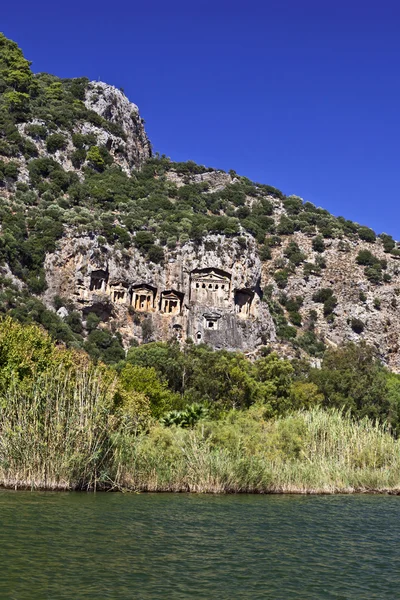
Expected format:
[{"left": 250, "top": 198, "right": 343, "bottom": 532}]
[{"left": 2, "top": 33, "right": 400, "bottom": 369}]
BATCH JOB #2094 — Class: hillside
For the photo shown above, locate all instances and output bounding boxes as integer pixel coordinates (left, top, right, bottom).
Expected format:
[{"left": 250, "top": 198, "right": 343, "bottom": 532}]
[{"left": 2, "top": 33, "right": 400, "bottom": 369}]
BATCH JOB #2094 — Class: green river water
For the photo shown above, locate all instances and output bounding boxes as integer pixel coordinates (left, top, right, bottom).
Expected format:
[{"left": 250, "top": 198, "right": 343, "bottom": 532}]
[{"left": 0, "top": 491, "right": 399, "bottom": 599}]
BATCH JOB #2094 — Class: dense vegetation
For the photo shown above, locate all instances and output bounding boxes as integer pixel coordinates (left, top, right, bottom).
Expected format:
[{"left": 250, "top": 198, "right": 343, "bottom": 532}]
[{"left": 1, "top": 317, "right": 400, "bottom": 492}]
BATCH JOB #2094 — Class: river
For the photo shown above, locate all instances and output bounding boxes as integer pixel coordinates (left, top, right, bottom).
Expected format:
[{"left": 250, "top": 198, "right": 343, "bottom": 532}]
[{"left": 0, "top": 491, "right": 399, "bottom": 599}]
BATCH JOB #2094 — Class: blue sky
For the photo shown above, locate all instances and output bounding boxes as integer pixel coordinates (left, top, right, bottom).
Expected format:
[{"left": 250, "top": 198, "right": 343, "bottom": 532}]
[{"left": 3, "top": 1, "right": 400, "bottom": 236}]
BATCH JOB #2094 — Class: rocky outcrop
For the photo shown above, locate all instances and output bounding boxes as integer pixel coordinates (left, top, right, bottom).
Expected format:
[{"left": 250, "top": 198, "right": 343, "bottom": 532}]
[
  {"left": 40, "top": 161, "right": 400, "bottom": 367},
  {"left": 44, "top": 233, "right": 276, "bottom": 352},
  {"left": 165, "top": 170, "right": 234, "bottom": 191},
  {"left": 84, "top": 82, "right": 151, "bottom": 172},
  {"left": 14, "top": 81, "right": 151, "bottom": 181}
]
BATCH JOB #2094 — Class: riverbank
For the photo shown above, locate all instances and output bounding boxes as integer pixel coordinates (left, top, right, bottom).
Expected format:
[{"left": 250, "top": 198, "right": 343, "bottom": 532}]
[
  {"left": 1, "top": 318, "right": 400, "bottom": 494},
  {"left": 2, "top": 407, "right": 400, "bottom": 494}
]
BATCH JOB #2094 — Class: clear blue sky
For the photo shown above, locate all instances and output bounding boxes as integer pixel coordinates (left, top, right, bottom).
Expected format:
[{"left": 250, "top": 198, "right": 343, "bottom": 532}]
[{"left": 2, "top": 1, "right": 400, "bottom": 236}]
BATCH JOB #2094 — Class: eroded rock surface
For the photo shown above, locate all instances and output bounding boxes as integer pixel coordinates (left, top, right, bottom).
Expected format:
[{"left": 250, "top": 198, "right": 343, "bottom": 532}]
[
  {"left": 14, "top": 80, "right": 151, "bottom": 180},
  {"left": 45, "top": 233, "right": 275, "bottom": 351},
  {"left": 84, "top": 82, "right": 151, "bottom": 172}
]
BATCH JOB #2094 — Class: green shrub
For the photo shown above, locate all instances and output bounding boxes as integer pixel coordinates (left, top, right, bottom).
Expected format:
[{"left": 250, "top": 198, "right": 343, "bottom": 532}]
[
  {"left": 356, "top": 250, "right": 379, "bottom": 266},
  {"left": 25, "top": 124, "right": 47, "bottom": 139},
  {"left": 265, "top": 236, "right": 282, "bottom": 247},
  {"left": 161, "top": 403, "right": 208, "bottom": 428},
  {"left": 288, "top": 311, "right": 302, "bottom": 326},
  {"left": 315, "top": 254, "right": 326, "bottom": 269},
  {"left": 323, "top": 295, "right": 337, "bottom": 317},
  {"left": 259, "top": 244, "right": 272, "bottom": 260},
  {"left": 308, "top": 342, "right": 391, "bottom": 423},
  {"left": 351, "top": 318, "right": 364, "bottom": 334},
  {"left": 303, "top": 262, "right": 321, "bottom": 277},
  {"left": 284, "top": 241, "right": 306, "bottom": 265},
  {"left": 85, "top": 312, "right": 101, "bottom": 332},
  {"left": 277, "top": 324, "right": 297, "bottom": 340},
  {"left": 147, "top": 245, "right": 164, "bottom": 264},
  {"left": 257, "top": 183, "right": 284, "bottom": 199},
  {"left": 380, "top": 233, "right": 395, "bottom": 253},
  {"left": 71, "top": 133, "right": 97, "bottom": 149},
  {"left": 0, "top": 160, "right": 19, "bottom": 182},
  {"left": 46, "top": 133, "right": 67, "bottom": 153},
  {"left": 312, "top": 235, "right": 325, "bottom": 252},
  {"left": 65, "top": 311, "right": 83, "bottom": 334},
  {"left": 285, "top": 296, "right": 303, "bottom": 325},
  {"left": 312, "top": 288, "right": 337, "bottom": 319},
  {"left": 274, "top": 269, "right": 289, "bottom": 289},
  {"left": 365, "top": 266, "right": 382, "bottom": 284},
  {"left": 295, "top": 331, "right": 325, "bottom": 357},
  {"left": 85, "top": 329, "right": 125, "bottom": 364},
  {"left": 27, "top": 273, "right": 47, "bottom": 294},
  {"left": 135, "top": 231, "right": 155, "bottom": 250},
  {"left": 283, "top": 196, "right": 303, "bottom": 214},
  {"left": 141, "top": 319, "right": 154, "bottom": 343},
  {"left": 312, "top": 288, "right": 334, "bottom": 303},
  {"left": 86, "top": 145, "right": 113, "bottom": 171},
  {"left": 285, "top": 296, "right": 303, "bottom": 312},
  {"left": 358, "top": 226, "right": 376, "bottom": 242},
  {"left": 277, "top": 216, "right": 296, "bottom": 235},
  {"left": 319, "top": 224, "right": 334, "bottom": 238},
  {"left": 383, "top": 272, "right": 392, "bottom": 283},
  {"left": 119, "top": 363, "right": 178, "bottom": 418},
  {"left": 71, "top": 148, "right": 86, "bottom": 168},
  {"left": 28, "top": 157, "right": 62, "bottom": 185}
]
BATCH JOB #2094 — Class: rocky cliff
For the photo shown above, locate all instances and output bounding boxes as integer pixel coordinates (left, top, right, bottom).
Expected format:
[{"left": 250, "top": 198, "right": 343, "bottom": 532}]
[
  {"left": 12, "top": 80, "right": 151, "bottom": 181},
  {"left": 44, "top": 232, "right": 275, "bottom": 352},
  {"left": 1, "top": 33, "right": 400, "bottom": 369},
  {"left": 41, "top": 166, "right": 400, "bottom": 370}
]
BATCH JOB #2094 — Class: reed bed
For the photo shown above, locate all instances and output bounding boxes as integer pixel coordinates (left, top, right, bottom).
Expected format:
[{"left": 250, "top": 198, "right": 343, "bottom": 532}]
[
  {"left": 1, "top": 369, "right": 400, "bottom": 494},
  {"left": 0, "top": 366, "right": 118, "bottom": 490},
  {"left": 119, "top": 409, "right": 400, "bottom": 494}
]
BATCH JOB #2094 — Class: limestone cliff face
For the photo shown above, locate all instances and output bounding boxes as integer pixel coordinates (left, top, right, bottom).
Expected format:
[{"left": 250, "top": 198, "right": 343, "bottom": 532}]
[
  {"left": 15, "top": 81, "right": 151, "bottom": 182},
  {"left": 262, "top": 231, "right": 400, "bottom": 370},
  {"left": 40, "top": 161, "right": 400, "bottom": 366},
  {"left": 83, "top": 82, "right": 151, "bottom": 172},
  {"left": 44, "top": 233, "right": 275, "bottom": 352},
  {"left": 4, "top": 63, "right": 400, "bottom": 366}
]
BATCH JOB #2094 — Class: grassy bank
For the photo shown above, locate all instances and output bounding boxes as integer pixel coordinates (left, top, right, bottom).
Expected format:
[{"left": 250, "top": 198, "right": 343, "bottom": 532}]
[
  {"left": 1, "top": 392, "right": 400, "bottom": 493},
  {"left": 1, "top": 317, "right": 400, "bottom": 494},
  {"left": 116, "top": 408, "right": 400, "bottom": 494}
]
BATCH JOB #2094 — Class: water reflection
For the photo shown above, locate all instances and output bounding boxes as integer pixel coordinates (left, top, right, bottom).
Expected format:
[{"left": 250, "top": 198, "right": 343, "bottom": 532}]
[{"left": 0, "top": 492, "right": 399, "bottom": 599}]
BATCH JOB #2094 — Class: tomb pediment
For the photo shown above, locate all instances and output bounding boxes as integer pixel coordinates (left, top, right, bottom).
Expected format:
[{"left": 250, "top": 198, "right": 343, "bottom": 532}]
[
  {"left": 203, "top": 312, "right": 222, "bottom": 320},
  {"left": 162, "top": 290, "right": 183, "bottom": 300},
  {"left": 203, "top": 312, "right": 222, "bottom": 330},
  {"left": 131, "top": 284, "right": 157, "bottom": 312},
  {"left": 160, "top": 290, "right": 183, "bottom": 315},
  {"left": 131, "top": 283, "right": 156, "bottom": 293},
  {"left": 191, "top": 268, "right": 231, "bottom": 283},
  {"left": 190, "top": 268, "right": 231, "bottom": 306}
]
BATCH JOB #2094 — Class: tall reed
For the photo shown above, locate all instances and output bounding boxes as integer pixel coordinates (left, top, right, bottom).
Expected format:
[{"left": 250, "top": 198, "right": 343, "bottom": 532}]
[
  {"left": 0, "top": 365, "right": 118, "bottom": 490},
  {"left": 1, "top": 369, "right": 400, "bottom": 494},
  {"left": 118, "top": 408, "right": 400, "bottom": 493}
]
